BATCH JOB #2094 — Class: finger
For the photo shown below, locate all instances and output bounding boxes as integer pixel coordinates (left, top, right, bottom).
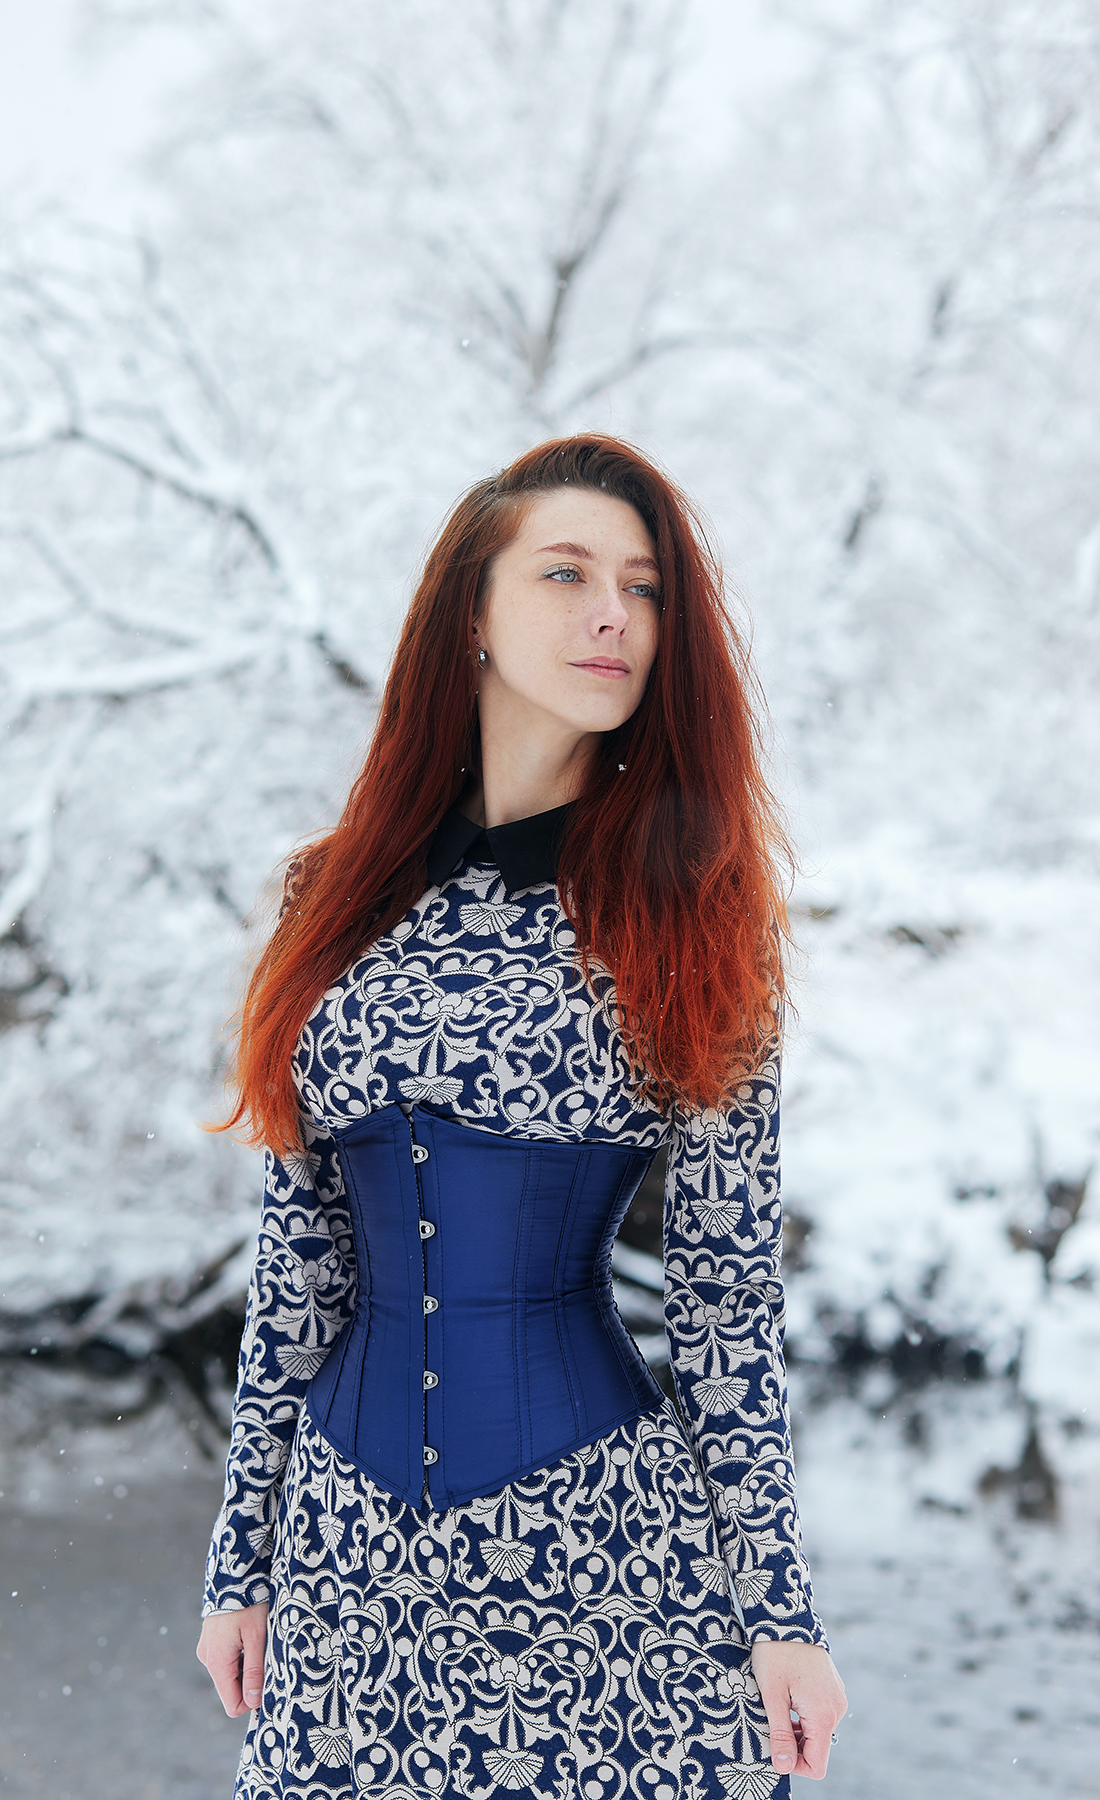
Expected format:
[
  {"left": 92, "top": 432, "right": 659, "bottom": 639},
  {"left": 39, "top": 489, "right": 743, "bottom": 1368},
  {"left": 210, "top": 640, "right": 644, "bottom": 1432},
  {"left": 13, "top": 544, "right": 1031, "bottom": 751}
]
[
  {"left": 794, "top": 1718, "right": 832, "bottom": 1781},
  {"left": 756, "top": 1679, "right": 798, "bottom": 1776},
  {"left": 206, "top": 1638, "right": 247, "bottom": 1718},
  {"left": 240, "top": 1617, "right": 267, "bottom": 1712},
  {"left": 792, "top": 1720, "right": 835, "bottom": 1778}
]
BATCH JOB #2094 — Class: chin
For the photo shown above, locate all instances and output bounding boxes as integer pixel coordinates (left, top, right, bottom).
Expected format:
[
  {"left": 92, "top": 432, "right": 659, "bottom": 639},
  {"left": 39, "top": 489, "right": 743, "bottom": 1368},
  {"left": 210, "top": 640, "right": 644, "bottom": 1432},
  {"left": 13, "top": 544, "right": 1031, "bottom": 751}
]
[{"left": 569, "top": 709, "right": 635, "bottom": 737}]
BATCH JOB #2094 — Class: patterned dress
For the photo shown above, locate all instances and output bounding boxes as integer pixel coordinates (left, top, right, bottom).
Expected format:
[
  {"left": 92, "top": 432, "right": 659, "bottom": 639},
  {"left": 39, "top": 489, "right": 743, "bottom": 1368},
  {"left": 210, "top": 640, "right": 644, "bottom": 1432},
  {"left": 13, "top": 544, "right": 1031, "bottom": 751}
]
[{"left": 204, "top": 805, "right": 826, "bottom": 1800}]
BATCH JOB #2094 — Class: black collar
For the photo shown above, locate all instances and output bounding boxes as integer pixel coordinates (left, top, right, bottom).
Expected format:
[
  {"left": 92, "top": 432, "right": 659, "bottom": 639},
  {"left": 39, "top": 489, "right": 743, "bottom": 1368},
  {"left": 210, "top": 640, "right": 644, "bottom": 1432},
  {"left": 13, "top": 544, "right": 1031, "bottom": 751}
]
[{"left": 425, "top": 803, "right": 572, "bottom": 894}]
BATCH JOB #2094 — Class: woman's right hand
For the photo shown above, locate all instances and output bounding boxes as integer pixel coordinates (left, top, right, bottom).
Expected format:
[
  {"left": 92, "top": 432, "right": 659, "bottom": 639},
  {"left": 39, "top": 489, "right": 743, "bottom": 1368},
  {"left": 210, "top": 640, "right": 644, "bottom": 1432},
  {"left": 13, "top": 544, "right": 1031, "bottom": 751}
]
[{"left": 196, "top": 1602, "right": 270, "bottom": 1717}]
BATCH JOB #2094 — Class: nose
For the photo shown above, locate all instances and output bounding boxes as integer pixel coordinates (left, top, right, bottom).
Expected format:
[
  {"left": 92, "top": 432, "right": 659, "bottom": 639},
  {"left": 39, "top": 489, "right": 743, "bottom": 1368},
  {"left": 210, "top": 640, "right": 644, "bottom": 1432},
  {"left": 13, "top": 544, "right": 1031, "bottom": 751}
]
[{"left": 589, "top": 575, "right": 630, "bottom": 634}]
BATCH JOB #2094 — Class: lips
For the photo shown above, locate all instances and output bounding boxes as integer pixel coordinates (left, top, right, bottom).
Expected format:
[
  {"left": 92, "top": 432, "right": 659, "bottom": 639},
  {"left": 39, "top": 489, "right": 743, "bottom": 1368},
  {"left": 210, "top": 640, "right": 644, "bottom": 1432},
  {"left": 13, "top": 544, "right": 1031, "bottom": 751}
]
[{"left": 571, "top": 658, "right": 630, "bottom": 674}]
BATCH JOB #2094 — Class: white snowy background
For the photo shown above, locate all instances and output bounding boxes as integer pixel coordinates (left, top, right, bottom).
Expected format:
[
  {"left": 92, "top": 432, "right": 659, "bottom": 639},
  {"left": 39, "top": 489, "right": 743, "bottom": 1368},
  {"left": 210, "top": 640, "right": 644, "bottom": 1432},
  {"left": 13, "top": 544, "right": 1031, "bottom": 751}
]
[{"left": 1, "top": 2, "right": 1098, "bottom": 1795}]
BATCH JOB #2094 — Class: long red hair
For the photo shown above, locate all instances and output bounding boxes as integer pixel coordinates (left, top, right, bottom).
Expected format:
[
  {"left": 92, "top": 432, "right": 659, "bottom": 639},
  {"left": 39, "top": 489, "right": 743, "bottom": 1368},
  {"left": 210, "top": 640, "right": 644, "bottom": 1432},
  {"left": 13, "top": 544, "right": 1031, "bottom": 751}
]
[{"left": 221, "top": 435, "right": 791, "bottom": 1152}]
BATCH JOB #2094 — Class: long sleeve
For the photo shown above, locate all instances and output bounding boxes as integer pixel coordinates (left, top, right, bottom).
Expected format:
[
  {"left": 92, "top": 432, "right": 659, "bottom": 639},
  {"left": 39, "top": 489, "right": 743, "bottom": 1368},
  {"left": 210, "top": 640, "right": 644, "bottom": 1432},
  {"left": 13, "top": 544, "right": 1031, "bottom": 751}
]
[
  {"left": 662, "top": 1048, "right": 826, "bottom": 1644},
  {"left": 202, "top": 1113, "right": 356, "bottom": 1615}
]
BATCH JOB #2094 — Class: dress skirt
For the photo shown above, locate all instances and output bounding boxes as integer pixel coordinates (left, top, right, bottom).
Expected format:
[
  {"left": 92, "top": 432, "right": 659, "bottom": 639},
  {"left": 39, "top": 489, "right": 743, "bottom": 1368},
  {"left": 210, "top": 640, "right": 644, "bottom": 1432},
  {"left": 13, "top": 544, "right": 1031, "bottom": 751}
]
[{"left": 237, "top": 1402, "right": 789, "bottom": 1800}]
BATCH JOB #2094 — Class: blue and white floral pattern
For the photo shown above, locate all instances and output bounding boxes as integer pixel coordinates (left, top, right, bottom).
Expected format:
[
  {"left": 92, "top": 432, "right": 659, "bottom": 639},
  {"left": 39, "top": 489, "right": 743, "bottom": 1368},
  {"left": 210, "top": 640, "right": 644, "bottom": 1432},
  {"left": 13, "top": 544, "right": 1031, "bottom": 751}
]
[
  {"left": 236, "top": 1410, "right": 788, "bottom": 1800},
  {"left": 204, "top": 853, "right": 824, "bottom": 1797}
]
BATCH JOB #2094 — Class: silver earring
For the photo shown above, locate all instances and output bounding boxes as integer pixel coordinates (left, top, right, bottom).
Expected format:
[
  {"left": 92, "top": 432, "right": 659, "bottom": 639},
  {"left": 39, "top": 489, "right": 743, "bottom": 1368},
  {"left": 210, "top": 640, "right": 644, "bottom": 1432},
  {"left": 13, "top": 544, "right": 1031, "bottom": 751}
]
[{"left": 476, "top": 647, "right": 488, "bottom": 666}]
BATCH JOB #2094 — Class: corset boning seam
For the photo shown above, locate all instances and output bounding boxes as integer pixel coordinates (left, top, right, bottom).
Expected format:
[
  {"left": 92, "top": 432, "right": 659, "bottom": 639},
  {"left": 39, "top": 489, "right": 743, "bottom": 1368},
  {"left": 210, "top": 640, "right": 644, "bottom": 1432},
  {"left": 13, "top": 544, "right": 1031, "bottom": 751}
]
[
  {"left": 510, "top": 1145, "right": 526, "bottom": 1470},
  {"left": 597, "top": 1158, "right": 644, "bottom": 1391},
  {"left": 552, "top": 1146, "right": 585, "bottom": 1445}
]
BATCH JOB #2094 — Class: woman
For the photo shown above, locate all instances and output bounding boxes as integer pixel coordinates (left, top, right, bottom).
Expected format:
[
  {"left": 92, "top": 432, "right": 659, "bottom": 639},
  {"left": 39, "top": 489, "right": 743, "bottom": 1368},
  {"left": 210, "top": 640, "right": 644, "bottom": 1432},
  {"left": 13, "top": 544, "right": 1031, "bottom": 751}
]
[{"left": 197, "top": 435, "right": 847, "bottom": 1799}]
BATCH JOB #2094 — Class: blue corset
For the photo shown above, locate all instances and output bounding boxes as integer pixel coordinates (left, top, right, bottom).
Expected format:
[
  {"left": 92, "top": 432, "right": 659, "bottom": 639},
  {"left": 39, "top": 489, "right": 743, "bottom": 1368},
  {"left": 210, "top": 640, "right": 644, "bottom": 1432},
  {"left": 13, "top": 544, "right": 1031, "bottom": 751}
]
[{"left": 305, "top": 1103, "right": 665, "bottom": 1511}]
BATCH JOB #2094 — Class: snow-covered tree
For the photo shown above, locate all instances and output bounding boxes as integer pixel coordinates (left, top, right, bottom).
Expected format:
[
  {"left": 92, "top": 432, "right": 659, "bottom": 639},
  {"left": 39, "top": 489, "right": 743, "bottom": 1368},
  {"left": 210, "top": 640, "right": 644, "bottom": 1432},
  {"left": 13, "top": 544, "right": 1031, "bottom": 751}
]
[{"left": 2, "top": 0, "right": 1098, "bottom": 1513}]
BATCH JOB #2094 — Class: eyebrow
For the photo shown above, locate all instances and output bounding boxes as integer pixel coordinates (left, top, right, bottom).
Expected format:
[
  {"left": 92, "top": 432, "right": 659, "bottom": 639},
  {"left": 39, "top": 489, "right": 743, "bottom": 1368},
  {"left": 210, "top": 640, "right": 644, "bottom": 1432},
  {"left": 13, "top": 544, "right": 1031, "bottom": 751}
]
[{"left": 533, "top": 541, "right": 660, "bottom": 573}]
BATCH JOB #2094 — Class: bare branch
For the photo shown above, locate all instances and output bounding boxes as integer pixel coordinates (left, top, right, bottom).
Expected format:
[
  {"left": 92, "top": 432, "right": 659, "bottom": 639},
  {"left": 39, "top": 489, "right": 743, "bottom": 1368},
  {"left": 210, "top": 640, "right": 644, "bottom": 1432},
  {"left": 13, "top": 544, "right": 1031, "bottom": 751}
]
[
  {"left": 136, "top": 235, "right": 242, "bottom": 447},
  {"left": 69, "top": 425, "right": 283, "bottom": 568},
  {"left": 313, "top": 633, "right": 374, "bottom": 692},
  {"left": 0, "top": 705, "right": 97, "bottom": 931},
  {"left": 842, "top": 477, "right": 884, "bottom": 553},
  {"left": 0, "top": 517, "right": 199, "bottom": 646},
  {"left": 0, "top": 425, "right": 67, "bottom": 463},
  {"left": 522, "top": 1, "right": 680, "bottom": 397},
  {"left": 10, "top": 638, "right": 266, "bottom": 701},
  {"left": 1072, "top": 517, "right": 1100, "bottom": 614},
  {"left": 526, "top": 185, "right": 625, "bottom": 394},
  {"left": 561, "top": 328, "right": 764, "bottom": 411},
  {"left": 0, "top": 422, "right": 330, "bottom": 642}
]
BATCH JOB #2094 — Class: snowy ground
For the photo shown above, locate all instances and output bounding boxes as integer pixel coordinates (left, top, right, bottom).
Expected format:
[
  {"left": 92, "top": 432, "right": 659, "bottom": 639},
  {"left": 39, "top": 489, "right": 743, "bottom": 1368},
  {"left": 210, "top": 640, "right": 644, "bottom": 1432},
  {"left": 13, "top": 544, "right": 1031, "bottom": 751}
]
[
  {"left": 1, "top": 1375, "right": 1097, "bottom": 1800},
  {"left": 0, "top": 1468, "right": 248, "bottom": 1800},
  {"left": 793, "top": 1393, "right": 1100, "bottom": 1799}
]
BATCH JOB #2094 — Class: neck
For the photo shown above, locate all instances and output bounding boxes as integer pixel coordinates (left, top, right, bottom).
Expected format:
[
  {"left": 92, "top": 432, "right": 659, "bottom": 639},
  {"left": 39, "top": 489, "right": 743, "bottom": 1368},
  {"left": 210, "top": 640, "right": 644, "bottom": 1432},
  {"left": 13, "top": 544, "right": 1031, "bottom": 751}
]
[{"left": 460, "top": 703, "right": 595, "bottom": 830}]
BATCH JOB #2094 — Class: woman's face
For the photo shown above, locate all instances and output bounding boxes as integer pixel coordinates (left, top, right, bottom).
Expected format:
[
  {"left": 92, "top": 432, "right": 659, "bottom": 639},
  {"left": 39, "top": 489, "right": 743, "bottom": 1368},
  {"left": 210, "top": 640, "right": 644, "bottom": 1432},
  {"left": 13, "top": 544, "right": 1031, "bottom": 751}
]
[{"left": 475, "top": 487, "right": 660, "bottom": 743}]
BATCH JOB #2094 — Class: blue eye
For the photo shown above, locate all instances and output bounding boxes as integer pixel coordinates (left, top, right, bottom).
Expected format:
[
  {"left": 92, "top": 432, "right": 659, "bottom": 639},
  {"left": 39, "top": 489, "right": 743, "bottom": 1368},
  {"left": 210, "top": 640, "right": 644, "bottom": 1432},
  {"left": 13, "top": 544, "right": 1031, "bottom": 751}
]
[{"left": 544, "top": 565, "right": 581, "bottom": 583}]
